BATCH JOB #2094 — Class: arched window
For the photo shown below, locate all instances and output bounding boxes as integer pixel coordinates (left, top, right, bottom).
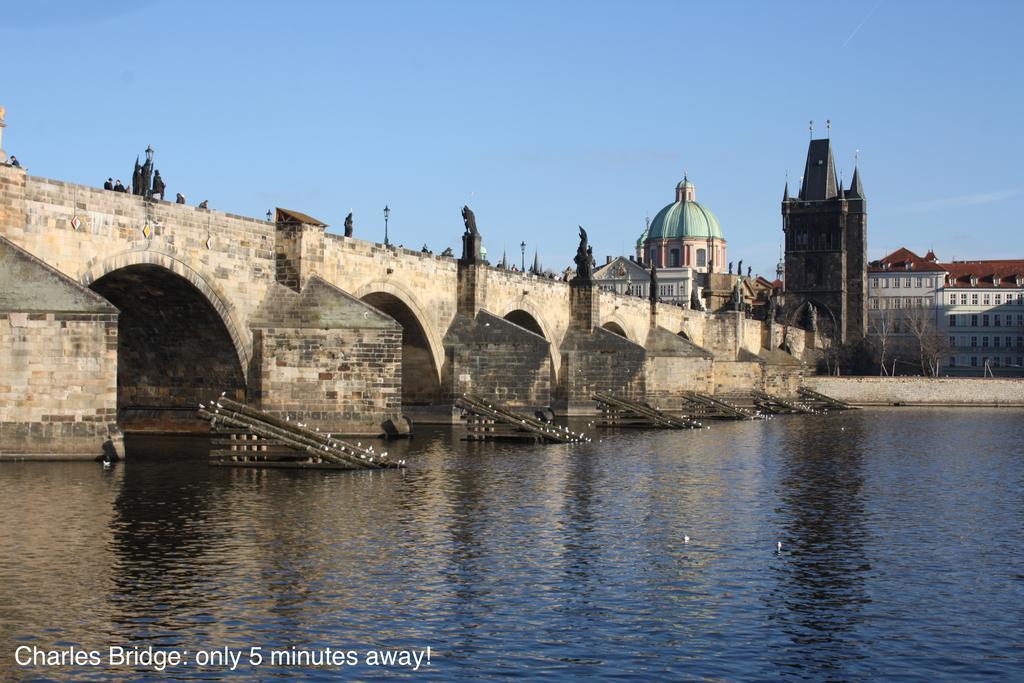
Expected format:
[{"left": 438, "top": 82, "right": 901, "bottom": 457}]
[{"left": 696, "top": 248, "right": 707, "bottom": 268}]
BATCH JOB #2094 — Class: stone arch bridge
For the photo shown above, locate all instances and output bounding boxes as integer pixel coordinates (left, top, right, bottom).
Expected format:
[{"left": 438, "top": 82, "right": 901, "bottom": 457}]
[{"left": 0, "top": 166, "right": 807, "bottom": 455}]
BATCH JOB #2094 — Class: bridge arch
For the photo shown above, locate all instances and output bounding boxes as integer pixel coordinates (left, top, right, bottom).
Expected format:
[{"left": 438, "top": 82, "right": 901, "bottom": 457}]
[
  {"left": 80, "top": 250, "right": 250, "bottom": 373},
  {"left": 354, "top": 280, "right": 444, "bottom": 405},
  {"left": 81, "top": 252, "right": 249, "bottom": 430},
  {"left": 600, "top": 312, "right": 636, "bottom": 342},
  {"left": 500, "top": 303, "right": 562, "bottom": 387}
]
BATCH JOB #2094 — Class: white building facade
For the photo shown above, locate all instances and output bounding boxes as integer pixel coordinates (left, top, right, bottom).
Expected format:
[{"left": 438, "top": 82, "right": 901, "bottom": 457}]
[{"left": 867, "top": 248, "right": 1024, "bottom": 375}]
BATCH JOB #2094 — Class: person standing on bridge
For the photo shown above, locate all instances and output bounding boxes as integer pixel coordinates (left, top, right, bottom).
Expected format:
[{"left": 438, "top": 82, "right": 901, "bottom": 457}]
[
  {"left": 104, "top": 178, "right": 114, "bottom": 190},
  {"left": 113, "top": 179, "right": 125, "bottom": 192}
]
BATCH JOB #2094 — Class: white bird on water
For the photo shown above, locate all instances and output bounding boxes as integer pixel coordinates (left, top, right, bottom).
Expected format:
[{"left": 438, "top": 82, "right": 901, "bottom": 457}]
[
  {"left": 684, "top": 535, "right": 690, "bottom": 544},
  {"left": 777, "top": 541, "right": 783, "bottom": 553}
]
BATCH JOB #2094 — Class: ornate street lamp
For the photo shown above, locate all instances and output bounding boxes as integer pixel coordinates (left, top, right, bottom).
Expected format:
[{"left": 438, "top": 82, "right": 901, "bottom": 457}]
[
  {"left": 145, "top": 145, "right": 154, "bottom": 164},
  {"left": 383, "top": 205, "right": 390, "bottom": 246},
  {"left": 520, "top": 241, "right": 526, "bottom": 272}
]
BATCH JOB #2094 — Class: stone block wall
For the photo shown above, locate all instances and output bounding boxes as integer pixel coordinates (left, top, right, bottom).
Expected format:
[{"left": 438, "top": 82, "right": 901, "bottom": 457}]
[
  {"left": 248, "top": 278, "right": 403, "bottom": 434},
  {"left": 644, "top": 355, "right": 714, "bottom": 410},
  {"left": 557, "top": 328, "right": 646, "bottom": 414},
  {"left": 443, "top": 310, "right": 552, "bottom": 407},
  {"left": 250, "top": 327, "right": 401, "bottom": 434},
  {"left": 763, "top": 363, "right": 803, "bottom": 397},
  {"left": 713, "top": 360, "right": 764, "bottom": 395},
  {"left": 804, "top": 376, "right": 1024, "bottom": 406},
  {"left": 0, "top": 311, "right": 118, "bottom": 457},
  {"left": 1, "top": 235, "right": 119, "bottom": 458}
]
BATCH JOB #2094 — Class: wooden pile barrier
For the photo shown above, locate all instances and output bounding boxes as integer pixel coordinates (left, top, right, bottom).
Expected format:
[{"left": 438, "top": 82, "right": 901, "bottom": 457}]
[
  {"left": 198, "top": 397, "right": 405, "bottom": 470},
  {"left": 751, "top": 390, "right": 817, "bottom": 415},
  {"left": 680, "top": 391, "right": 757, "bottom": 420},
  {"left": 798, "top": 386, "right": 857, "bottom": 410},
  {"left": 592, "top": 392, "right": 701, "bottom": 429},
  {"left": 456, "top": 394, "right": 590, "bottom": 443}
]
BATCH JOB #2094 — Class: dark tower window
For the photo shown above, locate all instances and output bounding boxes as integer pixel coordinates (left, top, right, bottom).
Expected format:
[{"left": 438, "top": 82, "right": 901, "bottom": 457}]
[
  {"left": 696, "top": 248, "right": 707, "bottom": 268},
  {"left": 669, "top": 249, "right": 680, "bottom": 267}
]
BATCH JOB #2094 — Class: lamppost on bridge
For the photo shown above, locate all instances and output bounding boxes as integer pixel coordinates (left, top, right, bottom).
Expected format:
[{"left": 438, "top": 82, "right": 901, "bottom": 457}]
[
  {"left": 383, "top": 205, "right": 390, "bottom": 246},
  {"left": 520, "top": 241, "right": 526, "bottom": 272}
]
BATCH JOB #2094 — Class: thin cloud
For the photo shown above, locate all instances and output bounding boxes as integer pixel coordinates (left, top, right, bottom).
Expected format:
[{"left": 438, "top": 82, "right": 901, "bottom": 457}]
[
  {"left": 842, "top": 0, "right": 882, "bottom": 48},
  {"left": 894, "top": 188, "right": 1022, "bottom": 213}
]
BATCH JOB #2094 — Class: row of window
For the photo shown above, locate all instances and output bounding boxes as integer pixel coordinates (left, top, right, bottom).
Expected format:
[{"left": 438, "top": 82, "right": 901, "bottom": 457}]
[
  {"left": 947, "top": 292, "right": 1024, "bottom": 306},
  {"left": 869, "top": 297, "right": 932, "bottom": 309},
  {"left": 948, "top": 313, "right": 1023, "bottom": 328},
  {"left": 949, "top": 356, "right": 1023, "bottom": 369},
  {"left": 870, "top": 276, "right": 938, "bottom": 289},
  {"left": 948, "top": 336, "right": 1024, "bottom": 349},
  {"left": 648, "top": 248, "right": 706, "bottom": 269}
]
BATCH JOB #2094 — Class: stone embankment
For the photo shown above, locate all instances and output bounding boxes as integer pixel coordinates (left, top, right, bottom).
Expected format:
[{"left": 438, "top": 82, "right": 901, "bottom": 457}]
[{"left": 804, "top": 376, "right": 1024, "bottom": 407}]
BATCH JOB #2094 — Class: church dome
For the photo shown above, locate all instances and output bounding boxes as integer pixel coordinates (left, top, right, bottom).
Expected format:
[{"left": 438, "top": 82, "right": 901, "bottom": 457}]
[{"left": 646, "top": 176, "right": 723, "bottom": 241}]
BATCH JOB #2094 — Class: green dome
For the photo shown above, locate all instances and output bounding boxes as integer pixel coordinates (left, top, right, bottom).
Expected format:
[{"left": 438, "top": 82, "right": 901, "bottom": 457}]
[
  {"left": 648, "top": 194, "right": 722, "bottom": 240},
  {"left": 635, "top": 224, "right": 649, "bottom": 247}
]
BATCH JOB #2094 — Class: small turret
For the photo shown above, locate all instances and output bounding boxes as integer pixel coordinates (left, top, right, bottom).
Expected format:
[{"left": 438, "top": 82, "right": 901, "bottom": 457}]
[{"left": 847, "top": 166, "right": 864, "bottom": 198}]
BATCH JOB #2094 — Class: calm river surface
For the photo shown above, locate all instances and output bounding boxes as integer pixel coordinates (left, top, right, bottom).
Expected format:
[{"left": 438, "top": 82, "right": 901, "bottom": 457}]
[{"left": 1, "top": 408, "right": 1023, "bottom": 681}]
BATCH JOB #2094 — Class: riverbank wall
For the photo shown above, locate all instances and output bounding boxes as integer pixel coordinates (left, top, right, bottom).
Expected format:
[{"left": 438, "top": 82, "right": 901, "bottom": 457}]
[{"left": 804, "top": 376, "right": 1024, "bottom": 407}]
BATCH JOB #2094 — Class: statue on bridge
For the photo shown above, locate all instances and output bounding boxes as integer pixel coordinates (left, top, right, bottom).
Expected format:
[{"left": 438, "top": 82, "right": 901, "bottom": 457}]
[
  {"left": 649, "top": 264, "right": 658, "bottom": 304},
  {"left": 728, "top": 261, "right": 733, "bottom": 274},
  {"left": 690, "top": 284, "right": 705, "bottom": 311},
  {"left": 151, "top": 170, "right": 165, "bottom": 200},
  {"left": 459, "top": 205, "right": 483, "bottom": 264},
  {"left": 573, "top": 226, "right": 595, "bottom": 283},
  {"left": 737, "top": 259, "right": 743, "bottom": 278},
  {"left": 462, "top": 205, "right": 478, "bottom": 236},
  {"left": 130, "top": 146, "right": 156, "bottom": 198},
  {"left": 732, "top": 277, "right": 743, "bottom": 311},
  {"left": 344, "top": 212, "right": 353, "bottom": 237}
]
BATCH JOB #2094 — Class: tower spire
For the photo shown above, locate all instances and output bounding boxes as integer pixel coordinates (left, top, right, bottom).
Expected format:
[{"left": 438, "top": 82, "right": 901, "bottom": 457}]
[{"left": 848, "top": 165, "right": 864, "bottom": 198}]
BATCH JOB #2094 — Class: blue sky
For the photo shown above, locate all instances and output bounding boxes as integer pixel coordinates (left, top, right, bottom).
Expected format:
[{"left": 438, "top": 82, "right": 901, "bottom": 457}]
[{"left": 3, "top": 0, "right": 1022, "bottom": 277}]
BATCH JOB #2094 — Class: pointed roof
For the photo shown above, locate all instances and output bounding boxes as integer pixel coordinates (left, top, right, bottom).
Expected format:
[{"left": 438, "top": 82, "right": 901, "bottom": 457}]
[
  {"left": 593, "top": 255, "right": 650, "bottom": 280},
  {"left": 847, "top": 166, "right": 864, "bottom": 198},
  {"left": 868, "top": 247, "right": 946, "bottom": 273},
  {"left": 799, "top": 139, "right": 839, "bottom": 200},
  {"left": 275, "top": 207, "right": 328, "bottom": 227},
  {"left": 782, "top": 181, "right": 789, "bottom": 201},
  {"left": 531, "top": 250, "right": 541, "bottom": 274}
]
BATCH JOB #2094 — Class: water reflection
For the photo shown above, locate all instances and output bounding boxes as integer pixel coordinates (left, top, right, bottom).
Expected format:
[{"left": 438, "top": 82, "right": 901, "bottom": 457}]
[
  {"left": 769, "top": 413, "right": 872, "bottom": 677},
  {"left": 1, "top": 411, "right": 1023, "bottom": 680}
]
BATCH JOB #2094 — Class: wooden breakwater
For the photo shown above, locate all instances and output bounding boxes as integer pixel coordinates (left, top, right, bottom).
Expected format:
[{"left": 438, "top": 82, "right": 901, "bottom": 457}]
[
  {"left": 592, "top": 392, "right": 701, "bottom": 429},
  {"left": 456, "top": 394, "right": 590, "bottom": 443},
  {"left": 199, "top": 397, "right": 405, "bottom": 470}
]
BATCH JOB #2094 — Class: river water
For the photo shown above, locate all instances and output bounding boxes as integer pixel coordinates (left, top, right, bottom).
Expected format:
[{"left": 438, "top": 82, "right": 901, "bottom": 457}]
[{"left": 1, "top": 408, "right": 1022, "bottom": 680}]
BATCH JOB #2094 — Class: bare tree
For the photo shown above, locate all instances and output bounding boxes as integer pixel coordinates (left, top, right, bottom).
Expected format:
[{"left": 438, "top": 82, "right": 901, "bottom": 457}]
[
  {"left": 903, "top": 305, "right": 947, "bottom": 376},
  {"left": 868, "top": 306, "right": 898, "bottom": 375}
]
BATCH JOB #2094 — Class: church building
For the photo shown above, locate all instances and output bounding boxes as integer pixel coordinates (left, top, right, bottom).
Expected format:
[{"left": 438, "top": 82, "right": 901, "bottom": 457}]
[{"left": 595, "top": 174, "right": 727, "bottom": 306}]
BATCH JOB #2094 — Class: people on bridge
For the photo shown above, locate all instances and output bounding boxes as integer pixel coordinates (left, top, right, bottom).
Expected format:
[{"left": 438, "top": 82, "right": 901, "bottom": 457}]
[
  {"left": 198, "top": 200, "right": 209, "bottom": 209},
  {"left": 113, "top": 179, "right": 126, "bottom": 192},
  {"left": 175, "top": 192, "right": 186, "bottom": 204},
  {"left": 9, "top": 155, "right": 20, "bottom": 168},
  {"left": 103, "top": 178, "right": 114, "bottom": 190}
]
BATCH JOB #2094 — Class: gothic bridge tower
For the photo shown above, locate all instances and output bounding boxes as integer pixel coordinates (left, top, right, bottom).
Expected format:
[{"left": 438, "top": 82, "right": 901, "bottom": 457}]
[{"left": 782, "top": 137, "right": 867, "bottom": 342}]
